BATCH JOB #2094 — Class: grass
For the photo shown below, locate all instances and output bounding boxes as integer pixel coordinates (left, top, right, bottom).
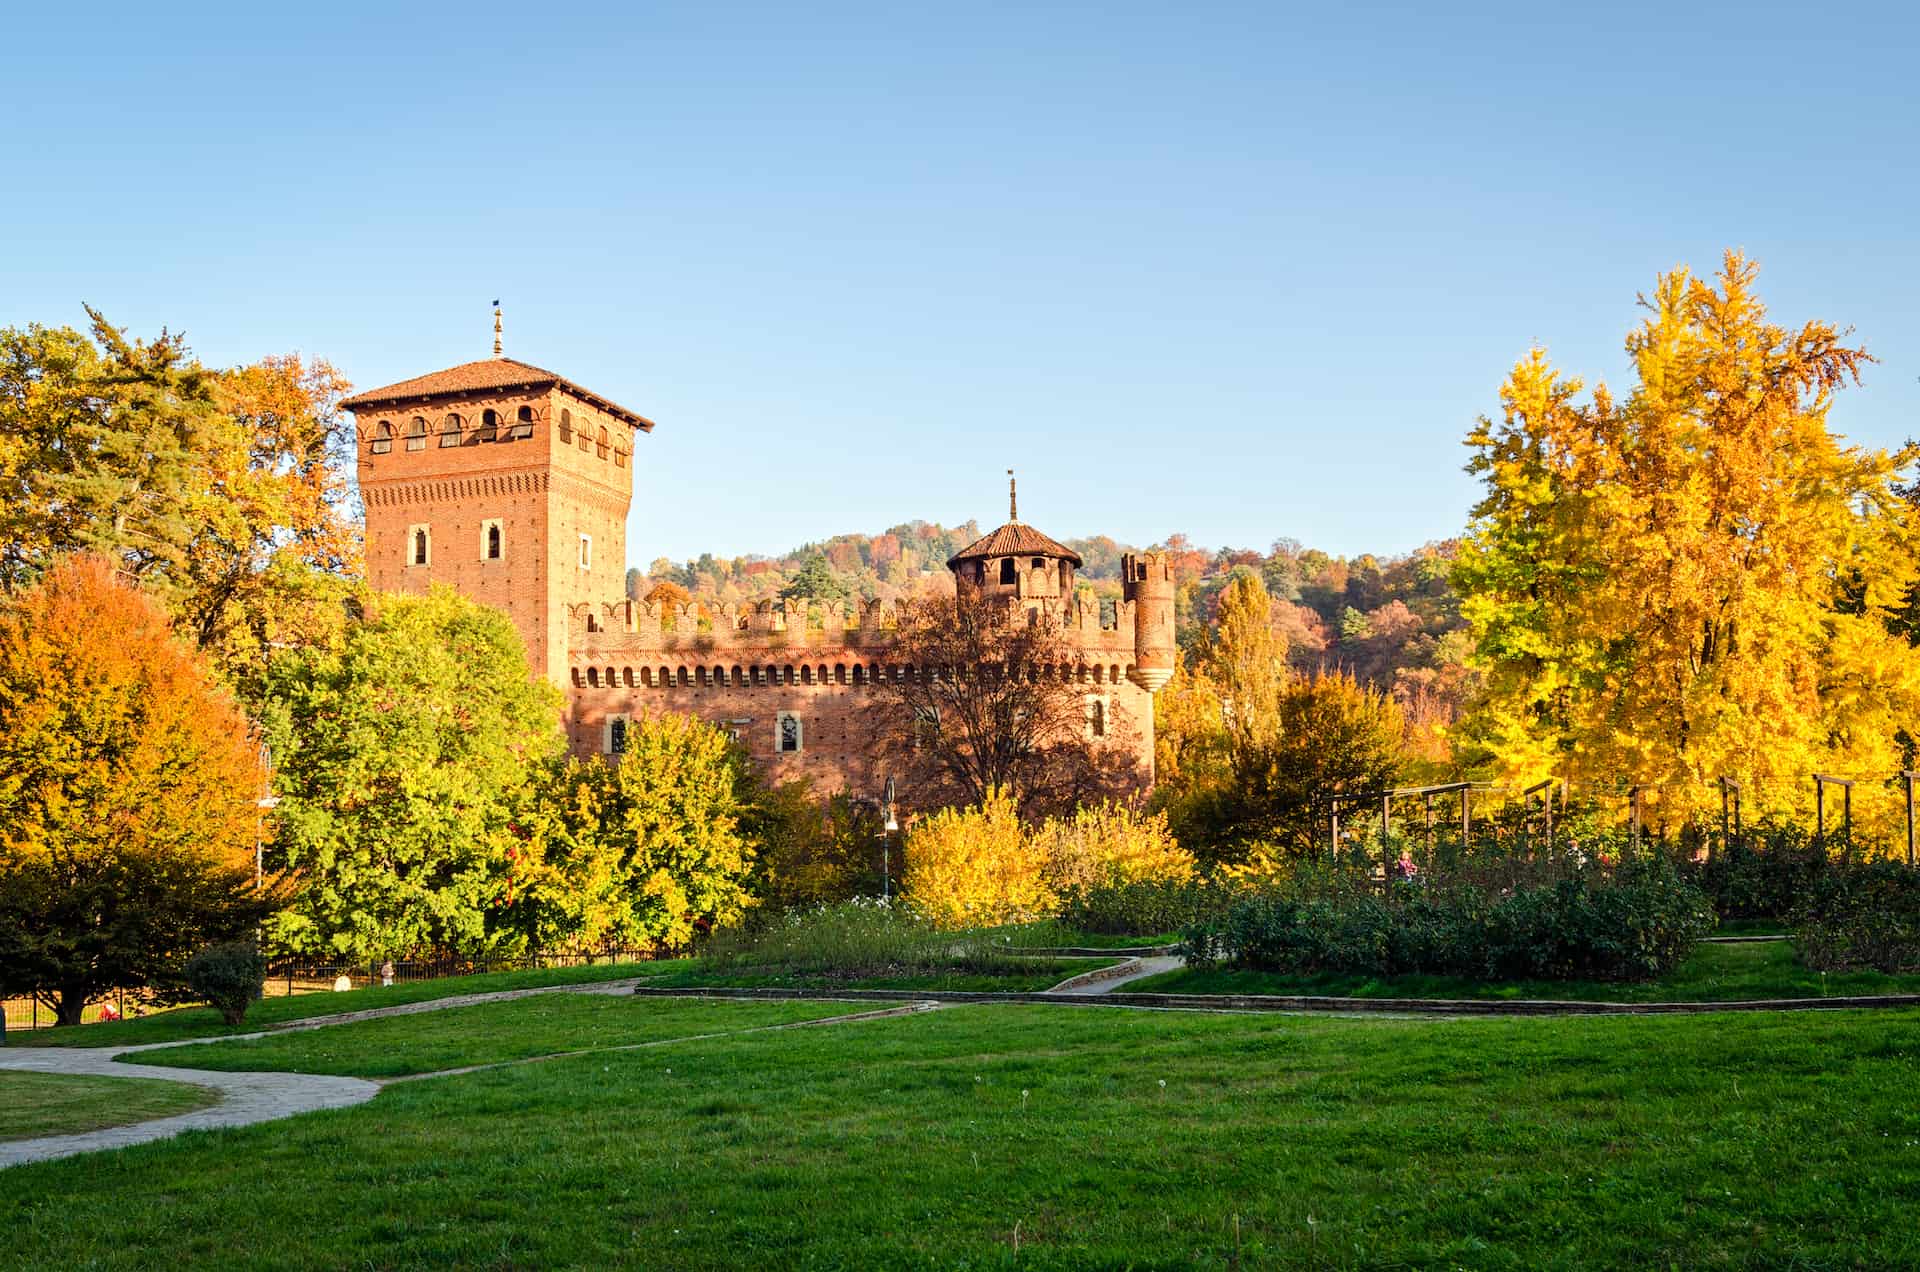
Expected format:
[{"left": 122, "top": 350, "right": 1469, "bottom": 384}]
[
  {"left": 5, "top": 959, "right": 690, "bottom": 1050},
  {"left": 6, "top": 1000, "right": 1920, "bottom": 1267},
  {"left": 0, "top": 1070, "right": 217, "bottom": 1141},
  {"left": 1714, "top": 917, "right": 1793, "bottom": 937},
  {"left": 1128, "top": 939, "right": 1920, "bottom": 1001},
  {"left": 635, "top": 955, "right": 1121, "bottom": 993},
  {"left": 129, "top": 994, "right": 872, "bottom": 1079}
]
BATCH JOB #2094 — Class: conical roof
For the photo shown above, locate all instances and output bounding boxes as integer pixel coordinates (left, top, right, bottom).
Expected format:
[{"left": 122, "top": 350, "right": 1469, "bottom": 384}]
[{"left": 946, "top": 521, "right": 1082, "bottom": 569}]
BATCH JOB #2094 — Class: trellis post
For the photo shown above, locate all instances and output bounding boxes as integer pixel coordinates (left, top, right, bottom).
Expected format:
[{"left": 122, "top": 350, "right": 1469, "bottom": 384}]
[{"left": 1904, "top": 772, "right": 1917, "bottom": 866}]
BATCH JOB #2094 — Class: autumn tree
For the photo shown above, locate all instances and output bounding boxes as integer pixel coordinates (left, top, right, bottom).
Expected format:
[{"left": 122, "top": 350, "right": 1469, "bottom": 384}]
[
  {"left": 509, "top": 714, "right": 757, "bottom": 951},
  {"left": 0, "top": 556, "right": 279, "bottom": 1025},
  {"left": 1455, "top": 253, "right": 1920, "bottom": 829},
  {"left": 0, "top": 310, "right": 360, "bottom": 689},
  {"left": 880, "top": 594, "right": 1132, "bottom": 815},
  {"left": 260, "top": 588, "right": 567, "bottom": 961},
  {"left": 781, "top": 553, "right": 850, "bottom": 601}
]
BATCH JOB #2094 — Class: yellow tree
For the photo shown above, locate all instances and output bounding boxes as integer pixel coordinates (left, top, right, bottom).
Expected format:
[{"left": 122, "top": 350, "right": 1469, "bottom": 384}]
[{"left": 1456, "top": 253, "right": 1920, "bottom": 829}]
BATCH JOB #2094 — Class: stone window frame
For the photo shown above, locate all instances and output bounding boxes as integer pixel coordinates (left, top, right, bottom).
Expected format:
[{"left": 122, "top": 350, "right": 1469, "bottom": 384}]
[
  {"left": 480, "top": 518, "right": 504, "bottom": 562},
  {"left": 578, "top": 534, "right": 593, "bottom": 571},
  {"left": 408, "top": 523, "right": 431, "bottom": 568},
  {"left": 605, "top": 713, "right": 631, "bottom": 757},
  {"left": 777, "top": 712, "right": 802, "bottom": 754}
]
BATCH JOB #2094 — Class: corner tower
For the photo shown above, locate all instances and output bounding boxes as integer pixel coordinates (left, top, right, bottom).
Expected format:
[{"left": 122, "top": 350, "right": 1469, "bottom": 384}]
[
  {"left": 1122, "top": 550, "right": 1175, "bottom": 691},
  {"left": 343, "top": 342, "right": 654, "bottom": 686}
]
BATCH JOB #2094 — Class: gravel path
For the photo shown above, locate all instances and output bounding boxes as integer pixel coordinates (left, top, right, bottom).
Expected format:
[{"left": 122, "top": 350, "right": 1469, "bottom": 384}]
[
  {"left": 1047, "top": 955, "right": 1186, "bottom": 994},
  {"left": 0, "top": 975, "right": 644, "bottom": 1168}
]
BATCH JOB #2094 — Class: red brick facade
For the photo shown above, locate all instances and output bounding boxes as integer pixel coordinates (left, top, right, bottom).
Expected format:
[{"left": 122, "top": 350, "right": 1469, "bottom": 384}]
[{"left": 347, "top": 355, "right": 1172, "bottom": 805}]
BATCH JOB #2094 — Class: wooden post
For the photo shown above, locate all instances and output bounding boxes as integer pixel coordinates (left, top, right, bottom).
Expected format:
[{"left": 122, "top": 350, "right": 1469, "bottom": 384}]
[
  {"left": 1904, "top": 772, "right": 1916, "bottom": 866},
  {"left": 1816, "top": 776, "right": 1826, "bottom": 847},
  {"left": 1462, "top": 786, "right": 1471, "bottom": 842},
  {"left": 1329, "top": 798, "right": 1340, "bottom": 863},
  {"left": 1629, "top": 786, "right": 1643, "bottom": 853},
  {"left": 1844, "top": 782, "right": 1853, "bottom": 858},
  {"left": 1424, "top": 790, "right": 1435, "bottom": 852}
]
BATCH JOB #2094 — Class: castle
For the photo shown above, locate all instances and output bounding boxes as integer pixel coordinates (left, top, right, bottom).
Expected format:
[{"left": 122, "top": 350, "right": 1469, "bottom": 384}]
[{"left": 343, "top": 332, "right": 1173, "bottom": 806}]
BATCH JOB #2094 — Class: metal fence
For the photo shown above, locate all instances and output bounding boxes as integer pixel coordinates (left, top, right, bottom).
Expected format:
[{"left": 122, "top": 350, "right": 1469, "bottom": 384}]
[{"left": 2, "top": 949, "right": 664, "bottom": 1033}]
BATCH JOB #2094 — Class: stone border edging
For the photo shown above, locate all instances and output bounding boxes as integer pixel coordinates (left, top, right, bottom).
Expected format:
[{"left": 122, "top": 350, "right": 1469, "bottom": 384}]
[
  {"left": 632, "top": 984, "right": 1920, "bottom": 1018},
  {"left": 1044, "top": 957, "right": 1145, "bottom": 992}
]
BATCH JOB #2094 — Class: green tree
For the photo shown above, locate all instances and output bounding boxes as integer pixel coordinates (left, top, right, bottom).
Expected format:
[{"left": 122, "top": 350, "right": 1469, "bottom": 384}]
[
  {"left": 0, "top": 556, "right": 279, "bottom": 1025},
  {"left": 781, "top": 553, "right": 849, "bottom": 601},
  {"left": 261, "top": 588, "right": 566, "bottom": 961},
  {"left": 0, "top": 312, "right": 359, "bottom": 691},
  {"left": 516, "top": 714, "right": 756, "bottom": 949}
]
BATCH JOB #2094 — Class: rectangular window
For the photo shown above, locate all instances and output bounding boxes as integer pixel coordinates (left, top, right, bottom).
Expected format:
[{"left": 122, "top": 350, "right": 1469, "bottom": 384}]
[
  {"left": 578, "top": 534, "right": 592, "bottom": 570},
  {"left": 480, "top": 519, "right": 503, "bottom": 561},
  {"left": 407, "top": 524, "right": 430, "bottom": 567},
  {"left": 606, "top": 715, "right": 629, "bottom": 756}
]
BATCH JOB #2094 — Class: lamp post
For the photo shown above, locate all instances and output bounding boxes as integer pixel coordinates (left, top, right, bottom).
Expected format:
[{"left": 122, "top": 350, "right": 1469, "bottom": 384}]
[
  {"left": 881, "top": 776, "right": 899, "bottom": 902},
  {"left": 255, "top": 743, "right": 279, "bottom": 888}
]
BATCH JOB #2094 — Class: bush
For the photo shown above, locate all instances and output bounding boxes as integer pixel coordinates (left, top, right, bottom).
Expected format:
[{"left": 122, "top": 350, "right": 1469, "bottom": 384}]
[
  {"left": 1685, "top": 822, "right": 1830, "bottom": 920},
  {"left": 1057, "top": 876, "right": 1223, "bottom": 937},
  {"left": 1184, "top": 857, "right": 1714, "bottom": 982},
  {"left": 185, "top": 939, "right": 266, "bottom": 1026},
  {"left": 901, "top": 790, "right": 1054, "bottom": 930},
  {"left": 1794, "top": 861, "right": 1920, "bottom": 973},
  {"left": 700, "top": 899, "right": 1046, "bottom": 979},
  {"left": 1036, "top": 802, "right": 1195, "bottom": 894}
]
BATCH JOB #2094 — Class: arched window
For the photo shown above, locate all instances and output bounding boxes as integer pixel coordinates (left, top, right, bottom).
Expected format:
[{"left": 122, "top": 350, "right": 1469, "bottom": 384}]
[
  {"left": 587, "top": 667, "right": 601, "bottom": 687},
  {"left": 477, "top": 409, "right": 499, "bottom": 443},
  {"left": 678, "top": 667, "right": 691, "bottom": 686},
  {"left": 615, "top": 446, "right": 628, "bottom": 469},
  {"left": 557, "top": 409, "right": 573, "bottom": 444},
  {"left": 507, "top": 405, "right": 533, "bottom": 441},
  {"left": 578, "top": 421, "right": 593, "bottom": 453},
  {"left": 596, "top": 426, "right": 610, "bottom": 460},
  {"left": 999, "top": 558, "right": 1018, "bottom": 585},
  {"left": 778, "top": 713, "right": 802, "bottom": 753},
  {"left": 622, "top": 667, "right": 636, "bottom": 687},
  {"left": 438, "top": 413, "right": 464, "bottom": 447},
  {"left": 370, "top": 420, "right": 393, "bottom": 454},
  {"left": 405, "top": 417, "right": 428, "bottom": 451}
]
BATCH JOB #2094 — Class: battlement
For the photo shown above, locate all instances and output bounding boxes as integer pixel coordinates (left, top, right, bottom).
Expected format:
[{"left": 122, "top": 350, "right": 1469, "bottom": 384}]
[{"left": 569, "top": 594, "right": 1141, "bottom": 654}]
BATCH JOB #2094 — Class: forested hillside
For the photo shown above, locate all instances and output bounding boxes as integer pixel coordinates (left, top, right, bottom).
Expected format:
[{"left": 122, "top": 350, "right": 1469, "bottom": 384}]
[{"left": 627, "top": 527, "right": 1475, "bottom": 752}]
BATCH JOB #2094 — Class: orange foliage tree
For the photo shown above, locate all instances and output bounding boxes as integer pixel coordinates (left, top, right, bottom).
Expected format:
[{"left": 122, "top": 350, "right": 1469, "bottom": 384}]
[{"left": 0, "top": 556, "right": 278, "bottom": 1025}]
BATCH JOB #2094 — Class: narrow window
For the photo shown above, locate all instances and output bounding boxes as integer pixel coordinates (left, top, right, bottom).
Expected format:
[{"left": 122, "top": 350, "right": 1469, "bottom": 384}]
[
  {"left": 558, "top": 409, "right": 572, "bottom": 444},
  {"left": 1032, "top": 557, "right": 1044, "bottom": 571},
  {"left": 778, "top": 713, "right": 802, "bottom": 753},
  {"left": 596, "top": 426, "right": 610, "bottom": 460},
  {"left": 480, "top": 519, "right": 503, "bottom": 561},
  {"left": 477, "top": 409, "right": 499, "bottom": 442},
  {"left": 410, "top": 526, "right": 430, "bottom": 566},
  {"left": 999, "top": 558, "right": 1017, "bottom": 585},
  {"left": 439, "top": 413, "right": 464, "bottom": 447},
  {"left": 487, "top": 524, "right": 501, "bottom": 559},
  {"left": 608, "top": 716, "right": 629, "bottom": 756},
  {"left": 370, "top": 420, "right": 393, "bottom": 454},
  {"left": 615, "top": 447, "right": 628, "bottom": 468},
  {"left": 1089, "top": 699, "right": 1106, "bottom": 738},
  {"left": 578, "top": 423, "right": 592, "bottom": 453},
  {"left": 405, "top": 417, "right": 428, "bottom": 451},
  {"left": 506, "top": 406, "right": 533, "bottom": 441},
  {"left": 579, "top": 534, "right": 592, "bottom": 570}
]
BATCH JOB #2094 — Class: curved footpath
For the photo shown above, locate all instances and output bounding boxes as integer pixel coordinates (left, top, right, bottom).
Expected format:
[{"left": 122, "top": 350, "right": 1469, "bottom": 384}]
[{"left": 9, "top": 953, "right": 1920, "bottom": 1169}]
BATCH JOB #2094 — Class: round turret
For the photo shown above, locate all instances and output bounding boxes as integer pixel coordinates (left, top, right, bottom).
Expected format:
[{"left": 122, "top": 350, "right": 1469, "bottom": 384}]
[{"left": 1122, "top": 551, "right": 1175, "bottom": 692}]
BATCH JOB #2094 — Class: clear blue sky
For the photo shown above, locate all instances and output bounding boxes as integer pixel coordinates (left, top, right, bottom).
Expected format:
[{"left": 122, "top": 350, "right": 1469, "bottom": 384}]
[{"left": 5, "top": 2, "right": 1916, "bottom": 569}]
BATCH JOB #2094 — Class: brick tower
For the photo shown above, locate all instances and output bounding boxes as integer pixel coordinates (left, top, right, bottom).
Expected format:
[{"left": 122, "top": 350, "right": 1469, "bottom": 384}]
[{"left": 342, "top": 315, "right": 654, "bottom": 685}]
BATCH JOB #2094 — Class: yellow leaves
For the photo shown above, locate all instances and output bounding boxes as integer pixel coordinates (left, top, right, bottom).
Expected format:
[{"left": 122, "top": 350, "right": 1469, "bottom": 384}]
[{"left": 901, "top": 793, "right": 1195, "bottom": 931}]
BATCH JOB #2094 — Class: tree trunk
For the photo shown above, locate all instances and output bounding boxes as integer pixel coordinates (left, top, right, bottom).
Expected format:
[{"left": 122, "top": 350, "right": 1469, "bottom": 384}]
[{"left": 54, "top": 987, "right": 88, "bottom": 1028}]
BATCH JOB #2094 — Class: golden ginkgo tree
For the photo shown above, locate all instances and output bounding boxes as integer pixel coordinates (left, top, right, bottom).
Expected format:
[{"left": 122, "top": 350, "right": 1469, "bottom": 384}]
[{"left": 1454, "top": 252, "right": 1920, "bottom": 833}]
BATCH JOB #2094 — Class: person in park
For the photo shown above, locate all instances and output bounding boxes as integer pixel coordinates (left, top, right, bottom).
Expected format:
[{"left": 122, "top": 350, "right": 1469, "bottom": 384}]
[{"left": 381, "top": 960, "right": 395, "bottom": 988}]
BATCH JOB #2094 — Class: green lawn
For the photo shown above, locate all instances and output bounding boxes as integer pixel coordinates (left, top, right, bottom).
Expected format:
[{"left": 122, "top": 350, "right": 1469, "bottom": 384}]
[
  {"left": 634, "top": 955, "right": 1121, "bottom": 993},
  {"left": 0, "top": 1070, "right": 217, "bottom": 1141},
  {"left": 130, "top": 994, "right": 879, "bottom": 1079},
  {"left": 1129, "top": 939, "right": 1920, "bottom": 1001},
  {"left": 5, "top": 959, "right": 688, "bottom": 1050},
  {"left": 6, "top": 1001, "right": 1920, "bottom": 1267}
]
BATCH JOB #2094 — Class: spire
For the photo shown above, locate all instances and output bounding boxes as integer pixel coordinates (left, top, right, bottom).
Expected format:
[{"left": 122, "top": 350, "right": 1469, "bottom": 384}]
[
  {"left": 1007, "top": 469, "right": 1018, "bottom": 523},
  {"left": 492, "top": 300, "right": 503, "bottom": 358}
]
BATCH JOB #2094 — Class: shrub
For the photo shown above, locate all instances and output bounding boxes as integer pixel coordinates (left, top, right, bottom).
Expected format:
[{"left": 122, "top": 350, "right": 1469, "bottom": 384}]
[
  {"left": 902, "top": 790, "right": 1054, "bottom": 930},
  {"left": 185, "top": 939, "right": 266, "bottom": 1026},
  {"left": 1794, "top": 861, "right": 1920, "bottom": 973},
  {"left": 700, "top": 898, "right": 1044, "bottom": 979},
  {"left": 1057, "top": 876, "right": 1223, "bottom": 937},
  {"left": 1184, "top": 857, "right": 1714, "bottom": 982},
  {"left": 1037, "top": 802, "right": 1195, "bottom": 893},
  {"left": 1685, "top": 822, "right": 1830, "bottom": 920}
]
